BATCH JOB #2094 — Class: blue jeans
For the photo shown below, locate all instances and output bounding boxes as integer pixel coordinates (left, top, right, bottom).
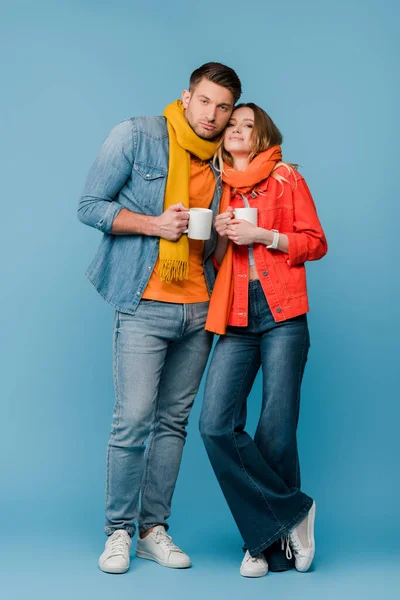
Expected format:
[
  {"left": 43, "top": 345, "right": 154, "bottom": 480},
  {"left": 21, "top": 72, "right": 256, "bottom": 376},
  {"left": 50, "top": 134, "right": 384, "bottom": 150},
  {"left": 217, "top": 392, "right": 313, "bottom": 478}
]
[
  {"left": 105, "top": 300, "right": 213, "bottom": 537},
  {"left": 200, "top": 280, "right": 313, "bottom": 557}
]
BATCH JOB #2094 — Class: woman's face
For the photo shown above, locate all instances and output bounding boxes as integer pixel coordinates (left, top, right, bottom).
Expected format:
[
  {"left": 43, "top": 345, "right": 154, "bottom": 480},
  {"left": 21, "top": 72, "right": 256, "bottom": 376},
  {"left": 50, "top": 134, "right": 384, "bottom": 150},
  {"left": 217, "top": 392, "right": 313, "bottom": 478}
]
[{"left": 223, "top": 106, "right": 255, "bottom": 156}]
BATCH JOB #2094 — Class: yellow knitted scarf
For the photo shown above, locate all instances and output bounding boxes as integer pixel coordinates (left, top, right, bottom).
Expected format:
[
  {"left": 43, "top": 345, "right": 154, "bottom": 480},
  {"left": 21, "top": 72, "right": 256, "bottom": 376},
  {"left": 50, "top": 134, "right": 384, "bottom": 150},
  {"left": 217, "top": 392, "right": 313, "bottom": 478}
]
[{"left": 160, "top": 100, "right": 218, "bottom": 282}]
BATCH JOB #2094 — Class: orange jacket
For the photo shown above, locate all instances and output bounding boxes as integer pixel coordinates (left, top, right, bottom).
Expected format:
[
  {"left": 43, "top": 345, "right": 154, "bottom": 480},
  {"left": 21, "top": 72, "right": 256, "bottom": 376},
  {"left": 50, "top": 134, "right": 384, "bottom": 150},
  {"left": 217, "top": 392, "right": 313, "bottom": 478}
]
[{"left": 216, "top": 167, "right": 327, "bottom": 328}]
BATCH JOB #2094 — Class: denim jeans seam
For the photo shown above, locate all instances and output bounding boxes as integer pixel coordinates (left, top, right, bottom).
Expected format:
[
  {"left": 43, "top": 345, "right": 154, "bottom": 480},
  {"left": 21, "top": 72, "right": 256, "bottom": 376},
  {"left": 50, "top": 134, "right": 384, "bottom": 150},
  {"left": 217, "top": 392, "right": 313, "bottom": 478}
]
[
  {"left": 106, "top": 313, "right": 122, "bottom": 510},
  {"left": 112, "top": 312, "right": 122, "bottom": 434},
  {"left": 294, "top": 325, "right": 309, "bottom": 488},
  {"left": 105, "top": 445, "right": 111, "bottom": 529},
  {"left": 229, "top": 346, "right": 282, "bottom": 529},
  {"left": 139, "top": 363, "right": 164, "bottom": 516},
  {"left": 179, "top": 304, "right": 187, "bottom": 337},
  {"left": 249, "top": 497, "right": 313, "bottom": 555}
]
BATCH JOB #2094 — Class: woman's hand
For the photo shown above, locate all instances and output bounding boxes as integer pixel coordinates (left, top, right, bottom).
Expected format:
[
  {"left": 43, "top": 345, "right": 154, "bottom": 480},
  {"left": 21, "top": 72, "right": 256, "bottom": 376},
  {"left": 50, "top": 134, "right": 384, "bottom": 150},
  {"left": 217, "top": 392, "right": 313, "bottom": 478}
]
[
  {"left": 215, "top": 207, "right": 234, "bottom": 237},
  {"left": 226, "top": 219, "right": 260, "bottom": 246}
]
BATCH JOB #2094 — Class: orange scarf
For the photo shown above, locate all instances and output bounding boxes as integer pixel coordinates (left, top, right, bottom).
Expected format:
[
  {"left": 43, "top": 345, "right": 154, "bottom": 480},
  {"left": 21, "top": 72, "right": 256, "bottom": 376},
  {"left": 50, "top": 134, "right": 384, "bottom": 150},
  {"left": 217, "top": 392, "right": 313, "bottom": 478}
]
[{"left": 205, "top": 146, "right": 282, "bottom": 335}]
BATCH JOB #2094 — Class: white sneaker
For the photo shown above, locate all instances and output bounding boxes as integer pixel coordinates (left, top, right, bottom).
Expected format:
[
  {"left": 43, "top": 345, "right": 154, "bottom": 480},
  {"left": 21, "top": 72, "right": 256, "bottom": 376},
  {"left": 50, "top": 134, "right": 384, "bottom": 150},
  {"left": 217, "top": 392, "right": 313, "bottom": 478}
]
[
  {"left": 240, "top": 550, "right": 269, "bottom": 578},
  {"left": 288, "top": 501, "right": 316, "bottom": 572},
  {"left": 136, "top": 526, "right": 191, "bottom": 568},
  {"left": 99, "top": 530, "right": 132, "bottom": 574}
]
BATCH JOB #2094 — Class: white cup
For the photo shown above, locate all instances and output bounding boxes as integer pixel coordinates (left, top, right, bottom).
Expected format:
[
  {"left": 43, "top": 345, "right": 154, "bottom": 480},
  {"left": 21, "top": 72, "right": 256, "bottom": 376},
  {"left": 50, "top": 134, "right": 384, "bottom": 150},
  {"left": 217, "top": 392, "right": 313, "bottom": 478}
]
[
  {"left": 185, "top": 208, "right": 213, "bottom": 240},
  {"left": 234, "top": 207, "right": 258, "bottom": 226}
]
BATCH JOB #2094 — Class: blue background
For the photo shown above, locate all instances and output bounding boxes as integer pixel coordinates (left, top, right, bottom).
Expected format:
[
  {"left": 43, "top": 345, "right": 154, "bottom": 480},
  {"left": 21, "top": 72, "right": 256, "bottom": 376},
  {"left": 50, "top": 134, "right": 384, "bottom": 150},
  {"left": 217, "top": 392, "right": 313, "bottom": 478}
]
[{"left": 1, "top": 0, "right": 399, "bottom": 598}]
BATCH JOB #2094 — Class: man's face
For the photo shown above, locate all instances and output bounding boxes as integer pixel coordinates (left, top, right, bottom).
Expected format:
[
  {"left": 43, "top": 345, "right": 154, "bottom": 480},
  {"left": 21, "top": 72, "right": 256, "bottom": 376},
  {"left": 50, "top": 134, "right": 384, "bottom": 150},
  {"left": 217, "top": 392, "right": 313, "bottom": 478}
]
[{"left": 182, "top": 78, "right": 234, "bottom": 140}]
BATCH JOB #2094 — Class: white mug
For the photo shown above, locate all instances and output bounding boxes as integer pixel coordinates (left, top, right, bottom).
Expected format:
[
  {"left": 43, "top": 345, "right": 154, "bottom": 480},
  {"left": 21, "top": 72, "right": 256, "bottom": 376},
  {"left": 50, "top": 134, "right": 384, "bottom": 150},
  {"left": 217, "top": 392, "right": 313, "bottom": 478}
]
[
  {"left": 185, "top": 208, "right": 213, "bottom": 240},
  {"left": 234, "top": 207, "right": 258, "bottom": 226}
]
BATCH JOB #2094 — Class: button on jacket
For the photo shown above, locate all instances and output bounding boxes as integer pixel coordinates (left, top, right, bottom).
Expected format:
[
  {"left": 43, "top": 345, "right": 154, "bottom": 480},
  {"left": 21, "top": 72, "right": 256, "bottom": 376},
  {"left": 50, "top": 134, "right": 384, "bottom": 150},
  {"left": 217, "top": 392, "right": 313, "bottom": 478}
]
[
  {"left": 78, "top": 117, "right": 222, "bottom": 314},
  {"left": 227, "top": 167, "right": 327, "bottom": 326}
]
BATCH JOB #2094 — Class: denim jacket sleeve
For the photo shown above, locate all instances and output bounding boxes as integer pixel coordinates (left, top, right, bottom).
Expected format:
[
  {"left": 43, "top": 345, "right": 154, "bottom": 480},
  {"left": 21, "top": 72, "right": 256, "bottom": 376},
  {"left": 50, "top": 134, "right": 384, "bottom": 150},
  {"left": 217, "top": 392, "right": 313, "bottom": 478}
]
[{"left": 77, "top": 119, "right": 134, "bottom": 233}]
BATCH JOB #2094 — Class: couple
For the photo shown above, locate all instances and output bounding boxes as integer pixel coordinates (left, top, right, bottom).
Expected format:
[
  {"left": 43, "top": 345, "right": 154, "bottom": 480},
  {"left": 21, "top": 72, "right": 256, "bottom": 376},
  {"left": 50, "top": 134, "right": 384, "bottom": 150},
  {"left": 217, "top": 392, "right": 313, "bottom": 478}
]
[{"left": 78, "top": 62, "right": 327, "bottom": 578}]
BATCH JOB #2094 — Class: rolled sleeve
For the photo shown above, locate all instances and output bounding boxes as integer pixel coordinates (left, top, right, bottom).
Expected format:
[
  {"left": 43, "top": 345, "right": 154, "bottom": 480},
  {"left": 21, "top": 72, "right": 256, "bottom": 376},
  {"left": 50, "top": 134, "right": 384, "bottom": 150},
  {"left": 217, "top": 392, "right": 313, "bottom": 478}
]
[
  {"left": 286, "top": 177, "right": 328, "bottom": 266},
  {"left": 77, "top": 119, "right": 134, "bottom": 232},
  {"left": 94, "top": 198, "right": 126, "bottom": 233},
  {"left": 286, "top": 231, "right": 310, "bottom": 266}
]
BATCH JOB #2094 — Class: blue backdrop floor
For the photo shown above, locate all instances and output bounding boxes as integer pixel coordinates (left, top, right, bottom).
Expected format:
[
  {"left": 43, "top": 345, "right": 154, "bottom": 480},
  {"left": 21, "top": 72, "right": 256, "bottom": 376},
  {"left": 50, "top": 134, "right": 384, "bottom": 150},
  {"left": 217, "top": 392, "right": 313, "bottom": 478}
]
[{"left": 2, "top": 529, "right": 398, "bottom": 600}]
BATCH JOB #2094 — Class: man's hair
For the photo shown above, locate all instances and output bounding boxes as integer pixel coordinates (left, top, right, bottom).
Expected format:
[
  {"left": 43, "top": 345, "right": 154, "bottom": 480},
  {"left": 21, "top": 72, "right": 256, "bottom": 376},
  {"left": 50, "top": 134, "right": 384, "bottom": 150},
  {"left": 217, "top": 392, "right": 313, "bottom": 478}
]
[{"left": 189, "top": 62, "right": 242, "bottom": 104}]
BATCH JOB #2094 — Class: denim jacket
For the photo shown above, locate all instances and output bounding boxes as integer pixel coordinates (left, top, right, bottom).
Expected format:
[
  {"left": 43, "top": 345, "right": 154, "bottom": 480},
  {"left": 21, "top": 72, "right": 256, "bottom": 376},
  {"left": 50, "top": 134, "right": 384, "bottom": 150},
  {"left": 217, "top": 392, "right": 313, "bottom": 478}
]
[{"left": 78, "top": 117, "right": 222, "bottom": 314}]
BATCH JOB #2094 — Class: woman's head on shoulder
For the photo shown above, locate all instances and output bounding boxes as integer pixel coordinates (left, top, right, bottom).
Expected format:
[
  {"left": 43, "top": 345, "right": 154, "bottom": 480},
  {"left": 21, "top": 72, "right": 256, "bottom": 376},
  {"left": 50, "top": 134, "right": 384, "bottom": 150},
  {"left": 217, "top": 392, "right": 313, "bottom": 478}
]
[
  {"left": 216, "top": 103, "right": 282, "bottom": 168},
  {"left": 226, "top": 104, "right": 282, "bottom": 160},
  {"left": 215, "top": 103, "right": 298, "bottom": 183}
]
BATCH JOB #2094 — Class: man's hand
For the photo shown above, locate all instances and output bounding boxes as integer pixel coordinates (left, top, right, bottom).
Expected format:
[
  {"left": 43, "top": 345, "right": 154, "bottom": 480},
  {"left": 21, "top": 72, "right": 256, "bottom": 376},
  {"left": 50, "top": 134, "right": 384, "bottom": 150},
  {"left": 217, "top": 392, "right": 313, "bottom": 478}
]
[
  {"left": 215, "top": 207, "right": 234, "bottom": 238},
  {"left": 226, "top": 219, "right": 260, "bottom": 246},
  {"left": 155, "top": 203, "right": 190, "bottom": 241}
]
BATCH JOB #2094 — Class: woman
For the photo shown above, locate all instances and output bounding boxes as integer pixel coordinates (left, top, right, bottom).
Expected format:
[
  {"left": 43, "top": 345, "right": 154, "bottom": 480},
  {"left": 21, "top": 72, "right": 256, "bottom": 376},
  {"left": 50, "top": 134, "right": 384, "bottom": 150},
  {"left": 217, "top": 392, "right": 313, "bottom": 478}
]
[{"left": 200, "top": 103, "right": 327, "bottom": 578}]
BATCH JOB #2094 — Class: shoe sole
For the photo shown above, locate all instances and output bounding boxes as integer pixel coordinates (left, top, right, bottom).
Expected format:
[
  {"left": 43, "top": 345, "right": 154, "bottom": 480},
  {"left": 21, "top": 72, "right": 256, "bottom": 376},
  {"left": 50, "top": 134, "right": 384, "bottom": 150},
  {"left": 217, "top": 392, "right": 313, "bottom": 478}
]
[
  {"left": 98, "top": 563, "right": 129, "bottom": 574},
  {"left": 136, "top": 549, "right": 191, "bottom": 569},
  {"left": 240, "top": 568, "right": 269, "bottom": 578},
  {"left": 296, "top": 501, "right": 316, "bottom": 573}
]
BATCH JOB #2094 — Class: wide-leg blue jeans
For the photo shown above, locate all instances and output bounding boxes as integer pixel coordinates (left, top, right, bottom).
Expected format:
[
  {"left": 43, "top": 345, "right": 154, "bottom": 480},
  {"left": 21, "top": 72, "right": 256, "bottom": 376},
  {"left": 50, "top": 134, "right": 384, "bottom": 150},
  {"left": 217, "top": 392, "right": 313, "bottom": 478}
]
[{"left": 200, "top": 280, "right": 313, "bottom": 557}]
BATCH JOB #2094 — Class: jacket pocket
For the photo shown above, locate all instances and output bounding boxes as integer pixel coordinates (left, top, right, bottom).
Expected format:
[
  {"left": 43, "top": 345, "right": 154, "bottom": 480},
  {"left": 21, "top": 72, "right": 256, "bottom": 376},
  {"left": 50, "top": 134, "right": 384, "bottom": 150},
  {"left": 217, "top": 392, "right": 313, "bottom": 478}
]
[
  {"left": 258, "top": 206, "right": 293, "bottom": 231},
  {"left": 132, "top": 162, "right": 167, "bottom": 205},
  {"left": 274, "top": 260, "right": 307, "bottom": 298}
]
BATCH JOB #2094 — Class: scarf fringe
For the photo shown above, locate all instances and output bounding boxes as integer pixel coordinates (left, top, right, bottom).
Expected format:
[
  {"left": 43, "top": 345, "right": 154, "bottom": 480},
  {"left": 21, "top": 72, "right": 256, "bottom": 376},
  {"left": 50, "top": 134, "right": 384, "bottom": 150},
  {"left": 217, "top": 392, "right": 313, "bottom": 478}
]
[{"left": 158, "top": 259, "right": 189, "bottom": 283}]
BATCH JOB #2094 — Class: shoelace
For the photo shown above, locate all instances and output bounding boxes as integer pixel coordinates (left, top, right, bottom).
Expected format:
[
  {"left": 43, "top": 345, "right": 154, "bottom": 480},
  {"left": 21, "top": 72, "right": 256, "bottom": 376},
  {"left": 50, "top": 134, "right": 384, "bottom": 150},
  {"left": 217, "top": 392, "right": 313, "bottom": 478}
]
[
  {"left": 109, "top": 533, "right": 129, "bottom": 556},
  {"left": 154, "top": 530, "right": 182, "bottom": 553},
  {"left": 244, "top": 550, "right": 264, "bottom": 563},
  {"left": 281, "top": 535, "right": 293, "bottom": 560},
  {"left": 289, "top": 531, "right": 303, "bottom": 554},
  {"left": 282, "top": 532, "right": 304, "bottom": 559}
]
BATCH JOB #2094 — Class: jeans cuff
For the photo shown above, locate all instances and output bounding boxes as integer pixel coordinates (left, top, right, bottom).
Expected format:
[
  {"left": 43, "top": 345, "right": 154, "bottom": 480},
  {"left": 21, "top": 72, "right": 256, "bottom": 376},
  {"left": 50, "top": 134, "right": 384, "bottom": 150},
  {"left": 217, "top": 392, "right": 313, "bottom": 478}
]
[
  {"left": 248, "top": 497, "right": 314, "bottom": 556},
  {"left": 105, "top": 526, "right": 135, "bottom": 537},
  {"left": 139, "top": 522, "right": 169, "bottom": 534}
]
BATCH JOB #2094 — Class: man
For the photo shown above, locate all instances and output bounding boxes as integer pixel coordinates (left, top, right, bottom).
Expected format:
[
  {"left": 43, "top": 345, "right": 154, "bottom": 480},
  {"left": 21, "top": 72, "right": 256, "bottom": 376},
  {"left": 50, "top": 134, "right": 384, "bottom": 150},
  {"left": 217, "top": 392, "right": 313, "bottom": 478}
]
[{"left": 78, "top": 63, "right": 241, "bottom": 574}]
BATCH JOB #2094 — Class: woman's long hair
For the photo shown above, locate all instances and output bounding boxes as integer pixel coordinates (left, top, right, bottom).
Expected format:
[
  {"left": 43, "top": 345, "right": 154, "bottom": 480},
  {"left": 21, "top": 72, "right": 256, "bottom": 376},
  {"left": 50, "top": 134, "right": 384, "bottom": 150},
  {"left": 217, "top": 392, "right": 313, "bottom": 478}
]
[{"left": 214, "top": 102, "right": 298, "bottom": 191}]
